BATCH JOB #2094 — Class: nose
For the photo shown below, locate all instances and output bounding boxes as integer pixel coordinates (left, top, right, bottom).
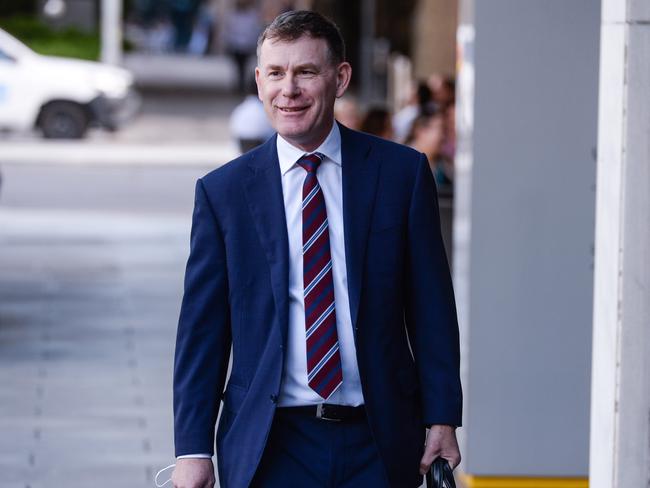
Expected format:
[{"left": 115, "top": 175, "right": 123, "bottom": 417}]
[{"left": 281, "top": 73, "right": 300, "bottom": 98}]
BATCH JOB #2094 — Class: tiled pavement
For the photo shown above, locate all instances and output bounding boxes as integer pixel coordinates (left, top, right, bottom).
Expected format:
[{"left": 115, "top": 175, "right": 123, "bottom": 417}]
[
  {"left": 0, "top": 208, "right": 192, "bottom": 488},
  {"left": 0, "top": 198, "right": 451, "bottom": 488}
]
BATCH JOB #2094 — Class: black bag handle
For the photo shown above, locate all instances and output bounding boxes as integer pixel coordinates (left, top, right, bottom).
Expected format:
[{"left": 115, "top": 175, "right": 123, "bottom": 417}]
[{"left": 425, "top": 458, "right": 456, "bottom": 488}]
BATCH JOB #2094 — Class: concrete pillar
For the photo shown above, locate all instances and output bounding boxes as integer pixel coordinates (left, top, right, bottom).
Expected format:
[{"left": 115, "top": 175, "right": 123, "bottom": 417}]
[
  {"left": 454, "top": 1, "right": 600, "bottom": 486},
  {"left": 100, "top": 0, "right": 122, "bottom": 65},
  {"left": 589, "top": 1, "right": 650, "bottom": 487}
]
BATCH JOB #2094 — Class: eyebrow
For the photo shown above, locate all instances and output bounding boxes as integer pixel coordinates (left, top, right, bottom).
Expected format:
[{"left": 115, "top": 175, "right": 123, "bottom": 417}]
[
  {"left": 264, "top": 63, "right": 321, "bottom": 72},
  {"left": 294, "top": 63, "right": 319, "bottom": 71}
]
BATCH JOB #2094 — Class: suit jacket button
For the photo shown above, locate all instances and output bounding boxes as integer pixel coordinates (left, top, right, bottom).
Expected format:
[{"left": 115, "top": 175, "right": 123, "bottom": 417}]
[{"left": 269, "top": 394, "right": 278, "bottom": 403}]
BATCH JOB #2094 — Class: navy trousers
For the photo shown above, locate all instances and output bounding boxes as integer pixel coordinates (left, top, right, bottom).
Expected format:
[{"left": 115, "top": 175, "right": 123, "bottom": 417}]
[{"left": 250, "top": 408, "right": 391, "bottom": 488}]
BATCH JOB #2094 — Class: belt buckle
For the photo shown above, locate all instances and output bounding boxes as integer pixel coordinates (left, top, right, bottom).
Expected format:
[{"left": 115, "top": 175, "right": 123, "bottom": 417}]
[{"left": 316, "top": 404, "right": 341, "bottom": 422}]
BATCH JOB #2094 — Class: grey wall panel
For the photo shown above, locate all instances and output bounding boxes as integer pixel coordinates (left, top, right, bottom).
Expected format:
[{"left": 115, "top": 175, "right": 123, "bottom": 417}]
[{"left": 458, "top": 0, "right": 600, "bottom": 476}]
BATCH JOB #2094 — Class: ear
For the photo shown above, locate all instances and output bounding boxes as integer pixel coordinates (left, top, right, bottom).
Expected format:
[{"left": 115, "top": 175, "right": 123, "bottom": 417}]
[
  {"left": 255, "top": 67, "right": 263, "bottom": 101},
  {"left": 335, "top": 62, "right": 352, "bottom": 98}
]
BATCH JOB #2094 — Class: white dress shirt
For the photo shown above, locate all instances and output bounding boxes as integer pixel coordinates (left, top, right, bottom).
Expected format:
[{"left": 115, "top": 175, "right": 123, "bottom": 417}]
[
  {"left": 276, "top": 121, "right": 364, "bottom": 407},
  {"left": 177, "top": 122, "right": 363, "bottom": 459}
]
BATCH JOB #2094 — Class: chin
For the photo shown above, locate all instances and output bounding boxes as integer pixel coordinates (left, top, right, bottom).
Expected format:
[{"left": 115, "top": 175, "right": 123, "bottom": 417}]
[{"left": 277, "top": 123, "right": 310, "bottom": 140}]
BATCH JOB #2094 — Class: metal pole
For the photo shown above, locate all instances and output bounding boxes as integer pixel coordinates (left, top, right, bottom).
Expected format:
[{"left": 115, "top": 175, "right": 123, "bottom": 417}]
[{"left": 101, "top": 0, "right": 122, "bottom": 65}]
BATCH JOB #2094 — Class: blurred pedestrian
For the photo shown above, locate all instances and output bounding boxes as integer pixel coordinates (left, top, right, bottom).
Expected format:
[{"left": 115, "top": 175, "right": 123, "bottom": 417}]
[
  {"left": 360, "top": 105, "right": 394, "bottom": 140},
  {"left": 169, "top": 0, "right": 201, "bottom": 52},
  {"left": 334, "top": 96, "right": 361, "bottom": 130},
  {"left": 229, "top": 79, "right": 276, "bottom": 153},
  {"left": 406, "top": 110, "right": 452, "bottom": 185},
  {"left": 172, "top": 10, "right": 461, "bottom": 488},
  {"left": 393, "top": 80, "right": 434, "bottom": 143},
  {"left": 187, "top": 3, "right": 215, "bottom": 55},
  {"left": 440, "top": 103, "right": 456, "bottom": 163},
  {"left": 428, "top": 73, "right": 455, "bottom": 109},
  {"left": 225, "top": 0, "right": 263, "bottom": 93}
]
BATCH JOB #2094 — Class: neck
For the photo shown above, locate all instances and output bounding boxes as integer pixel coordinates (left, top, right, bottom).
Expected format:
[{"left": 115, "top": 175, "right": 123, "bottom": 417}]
[{"left": 283, "top": 120, "right": 335, "bottom": 153}]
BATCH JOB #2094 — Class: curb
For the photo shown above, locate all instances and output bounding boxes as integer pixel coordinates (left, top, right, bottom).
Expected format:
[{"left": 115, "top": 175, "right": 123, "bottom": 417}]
[{"left": 0, "top": 142, "right": 239, "bottom": 167}]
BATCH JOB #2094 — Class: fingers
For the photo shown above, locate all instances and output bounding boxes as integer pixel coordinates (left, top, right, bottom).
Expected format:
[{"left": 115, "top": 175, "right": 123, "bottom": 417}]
[
  {"left": 419, "top": 453, "right": 438, "bottom": 476},
  {"left": 171, "top": 474, "right": 215, "bottom": 488},
  {"left": 171, "top": 458, "right": 215, "bottom": 488},
  {"left": 419, "top": 425, "right": 461, "bottom": 475},
  {"left": 446, "top": 452, "right": 462, "bottom": 470},
  {"left": 419, "top": 452, "right": 461, "bottom": 476},
  {"left": 419, "top": 437, "right": 440, "bottom": 475},
  {"left": 172, "top": 476, "right": 215, "bottom": 488}
]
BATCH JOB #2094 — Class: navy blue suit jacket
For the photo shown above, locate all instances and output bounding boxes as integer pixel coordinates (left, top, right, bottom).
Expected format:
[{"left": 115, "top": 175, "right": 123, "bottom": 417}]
[{"left": 174, "top": 124, "right": 462, "bottom": 488}]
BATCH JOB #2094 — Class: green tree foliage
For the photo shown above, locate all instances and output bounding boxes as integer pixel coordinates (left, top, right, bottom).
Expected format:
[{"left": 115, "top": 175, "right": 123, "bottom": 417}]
[{"left": 0, "top": 16, "right": 100, "bottom": 60}]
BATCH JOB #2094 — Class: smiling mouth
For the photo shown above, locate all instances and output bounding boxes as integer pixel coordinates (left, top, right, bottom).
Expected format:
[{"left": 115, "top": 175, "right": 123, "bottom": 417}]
[{"left": 278, "top": 106, "right": 308, "bottom": 113}]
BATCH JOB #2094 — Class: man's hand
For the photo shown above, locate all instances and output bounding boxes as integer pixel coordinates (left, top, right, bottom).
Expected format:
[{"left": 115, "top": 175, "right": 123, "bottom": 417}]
[
  {"left": 172, "top": 458, "right": 215, "bottom": 488},
  {"left": 419, "top": 424, "right": 461, "bottom": 475}
]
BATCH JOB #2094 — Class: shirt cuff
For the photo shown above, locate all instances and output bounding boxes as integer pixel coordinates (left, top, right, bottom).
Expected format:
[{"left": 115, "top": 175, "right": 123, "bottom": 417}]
[{"left": 177, "top": 454, "right": 212, "bottom": 459}]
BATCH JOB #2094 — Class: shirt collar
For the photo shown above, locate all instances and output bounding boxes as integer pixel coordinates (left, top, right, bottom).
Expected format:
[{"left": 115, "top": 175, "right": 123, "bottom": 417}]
[{"left": 277, "top": 121, "right": 341, "bottom": 176}]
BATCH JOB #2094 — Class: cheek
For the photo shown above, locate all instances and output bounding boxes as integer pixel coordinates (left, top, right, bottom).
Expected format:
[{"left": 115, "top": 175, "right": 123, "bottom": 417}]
[{"left": 268, "top": 94, "right": 283, "bottom": 111}]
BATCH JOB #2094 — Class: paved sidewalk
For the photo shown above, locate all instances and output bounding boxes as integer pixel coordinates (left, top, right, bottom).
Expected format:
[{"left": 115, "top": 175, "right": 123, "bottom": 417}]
[
  {"left": 0, "top": 208, "right": 196, "bottom": 488},
  {"left": 0, "top": 141, "right": 237, "bottom": 166}
]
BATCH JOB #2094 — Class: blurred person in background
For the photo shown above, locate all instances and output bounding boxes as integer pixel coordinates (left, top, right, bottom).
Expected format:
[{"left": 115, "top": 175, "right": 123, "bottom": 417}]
[
  {"left": 225, "top": 0, "right": 263, "bottom": 93},
  {"left": 126, "top": 0, "right": 174, "bottom": 52},
  {"left": 360, "top": 105, "right": 394, "bottom": 140},
  {"left": 428, "top": 74, "right": 455, "bottom": 109},
  {"left": 440, "top": 104, "right": 456, "bottom": 166},
  {"left": 130, "top": 0, "right": 166, "bottom": 30},
  {"left": 393, "top": 80, "right": 434, "bottom": 143},
  {"left": 171, "top": 10, "right": 461, "bottom": 488},
  {"left": 229, "top": 79, "right": 275, "bottom": 153},
  {"left": 187, "top": 2, "right": 216, "bottom": 55},
  {"left": 169, "top": 0, "right": 202, "bottom": 52},
  {"left": 406, "top": 109, "right": 452, "bottom": 186},
  {"left": 333, "top": 96, "right": 361, "bottom": 130}
]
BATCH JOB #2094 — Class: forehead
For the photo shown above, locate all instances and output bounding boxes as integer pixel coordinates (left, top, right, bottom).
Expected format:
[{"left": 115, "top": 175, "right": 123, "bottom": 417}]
[{"left": 259, "top": 35, "right": 331, "bottom": 67}]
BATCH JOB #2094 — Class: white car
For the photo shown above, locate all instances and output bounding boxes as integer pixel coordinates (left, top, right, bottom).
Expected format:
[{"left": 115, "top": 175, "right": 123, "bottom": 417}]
[{"left": 0, "top": 28, "right": 138, "bottom": 138}]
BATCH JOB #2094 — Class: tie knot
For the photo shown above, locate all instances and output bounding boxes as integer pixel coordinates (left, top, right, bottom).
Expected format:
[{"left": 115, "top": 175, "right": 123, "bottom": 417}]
[{"left": 297, "top": 153, "right": 323, "bottom": 174}]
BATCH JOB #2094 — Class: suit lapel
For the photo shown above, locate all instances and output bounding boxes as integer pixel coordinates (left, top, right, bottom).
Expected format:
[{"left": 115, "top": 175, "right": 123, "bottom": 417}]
[
  {"left": 243, "top": 136, "right": 290, "bottom": 345},
  {"left": 340, "top": 124, "right": 379, "bottom": 332}
]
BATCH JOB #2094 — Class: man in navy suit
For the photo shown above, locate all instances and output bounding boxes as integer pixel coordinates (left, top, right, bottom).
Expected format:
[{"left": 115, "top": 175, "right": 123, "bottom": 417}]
[{"left": 172, "top": 10, "right": 462, "bottom": 488}]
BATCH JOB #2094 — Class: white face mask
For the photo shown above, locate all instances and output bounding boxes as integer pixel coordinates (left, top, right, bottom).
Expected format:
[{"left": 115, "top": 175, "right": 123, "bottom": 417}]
[{"left": 154, "top": 463, "right": 175, "bottom": 487}]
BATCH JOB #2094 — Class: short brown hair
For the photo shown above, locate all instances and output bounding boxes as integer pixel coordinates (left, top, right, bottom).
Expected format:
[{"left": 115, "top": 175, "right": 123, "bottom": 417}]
[{"left": 257, "top": 10, "right": 346, "bottom": 65}]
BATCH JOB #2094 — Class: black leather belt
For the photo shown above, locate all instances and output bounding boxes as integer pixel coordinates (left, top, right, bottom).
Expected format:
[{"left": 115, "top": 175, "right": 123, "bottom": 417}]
[{"left": 277, "top": 404, "right": 366, "bottom": 422}]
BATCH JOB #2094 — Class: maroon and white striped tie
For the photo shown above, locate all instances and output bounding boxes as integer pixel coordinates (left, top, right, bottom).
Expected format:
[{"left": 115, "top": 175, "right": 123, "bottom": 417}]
[{"left": 297, "top": 152, "right": 343, "bottom": 399}]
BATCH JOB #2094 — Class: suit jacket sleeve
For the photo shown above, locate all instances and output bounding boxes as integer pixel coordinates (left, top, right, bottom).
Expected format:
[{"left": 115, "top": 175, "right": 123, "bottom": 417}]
[
  {"left": 173, "top": 178, "right": 231, "bottom": 456},
  {"left": 405, "top": 154, "right": 463, "bottom": 427}
]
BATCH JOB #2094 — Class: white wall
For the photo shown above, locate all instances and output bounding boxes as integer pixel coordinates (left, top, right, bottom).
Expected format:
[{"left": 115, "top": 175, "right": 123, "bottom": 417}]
[{"left": 589, "top": 1, "right": 650, "bottom": 486}]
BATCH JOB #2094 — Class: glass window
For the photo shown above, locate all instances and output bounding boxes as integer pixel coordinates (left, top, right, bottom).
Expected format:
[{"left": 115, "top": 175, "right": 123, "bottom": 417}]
[{"left": 0, "top": 49, "right": 15, "bottom": 61}]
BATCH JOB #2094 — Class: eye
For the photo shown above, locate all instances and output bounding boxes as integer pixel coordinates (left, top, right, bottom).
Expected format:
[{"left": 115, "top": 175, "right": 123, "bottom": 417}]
[{"left": 267, "top": 71, "right": 282, "bottom": 79}]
